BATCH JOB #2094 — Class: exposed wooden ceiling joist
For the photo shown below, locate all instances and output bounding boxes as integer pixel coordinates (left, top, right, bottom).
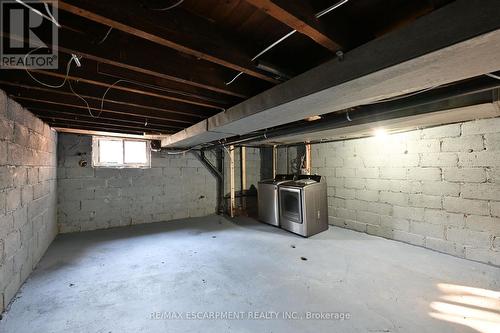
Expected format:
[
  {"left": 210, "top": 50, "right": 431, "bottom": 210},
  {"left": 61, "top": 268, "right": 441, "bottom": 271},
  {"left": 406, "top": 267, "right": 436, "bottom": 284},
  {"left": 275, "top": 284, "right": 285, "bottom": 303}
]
[
  {"left": 0, "top": 82, "right": 201, "bottom": 124},
  {"left": 163, "top": 0, "right": 500, "bottom": 147},
  {"left": 53, "top": 0, "right": 279, "bottom": 84},
  {"left": 53, "top": 127, "right": 164, "bottom": 139},
  {"left": 15, "top": 97, "right": 195, "bottom": 126},
  {"left": 1, "top": 74, "right": 216, "bottom": 119},
  {"left": 95, "top": 63, "right": 239, "bottom": 107},
  {"left": 31, "top": 107, "right": 183, "bottom": 130},
  {"left": 27, "top": 66, "right": 223, "bottom": 110},
  {"left": 0, "top": 0, "right": 475, "bottom": 139},
  {"left": 39, "top": 115, "right": 172, "bottom": 133},
  {"left": 49, "top": 122, "right": 149, "bottom": 135},
  {"left": 1, "top": 29, "right": 257, "bottom": 100},
  {"left": 244, "top": 0, "right": 342, "bottom": 52}
]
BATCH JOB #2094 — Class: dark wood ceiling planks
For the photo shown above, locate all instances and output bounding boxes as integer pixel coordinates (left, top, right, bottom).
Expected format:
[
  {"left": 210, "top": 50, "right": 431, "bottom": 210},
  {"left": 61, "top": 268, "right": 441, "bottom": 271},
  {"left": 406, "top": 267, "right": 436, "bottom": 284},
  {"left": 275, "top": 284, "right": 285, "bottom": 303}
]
[{"left": 0, "top": 0, "right": 456, "bottom": 135}]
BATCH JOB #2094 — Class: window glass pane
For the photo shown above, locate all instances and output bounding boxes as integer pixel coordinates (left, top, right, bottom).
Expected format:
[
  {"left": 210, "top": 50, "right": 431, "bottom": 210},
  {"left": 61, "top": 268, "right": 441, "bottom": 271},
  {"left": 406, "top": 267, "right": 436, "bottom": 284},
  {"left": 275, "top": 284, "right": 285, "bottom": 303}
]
[
  {"left": 124, "top": 141, "right": 147, "bottom": 164},
  {"left": 99, "top": 140, "right": 123, "bottom": 164}
]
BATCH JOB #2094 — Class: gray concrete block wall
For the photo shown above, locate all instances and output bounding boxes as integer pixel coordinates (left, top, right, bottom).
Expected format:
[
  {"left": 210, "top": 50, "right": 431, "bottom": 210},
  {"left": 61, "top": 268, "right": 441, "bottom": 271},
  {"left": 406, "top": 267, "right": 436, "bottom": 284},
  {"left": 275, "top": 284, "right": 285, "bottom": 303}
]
[
  {"left": 276, "top": 146, "right": 301, "bottom": 175},
  {"left": 0, "top": 90, "right": 58, "bottom": 312},
  {"left": 223, "top": 147, "right": 261, "bottom": 194},
  {"left": 57, "top": 133, "right": 217, "bottom": 233},
  {"left": 245, "top": 147, "right": 261, "bottom": 190},
  {"left": 309, "top": 119, "right": 500, "bottom": 266}
]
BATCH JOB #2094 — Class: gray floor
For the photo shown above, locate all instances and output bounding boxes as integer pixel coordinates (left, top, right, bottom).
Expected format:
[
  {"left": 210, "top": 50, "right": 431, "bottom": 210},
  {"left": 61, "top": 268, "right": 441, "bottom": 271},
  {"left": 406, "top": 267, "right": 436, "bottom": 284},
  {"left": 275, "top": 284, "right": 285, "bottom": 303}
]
[{"left": 1, "top": 215, "right": 499, "bottom": 333}]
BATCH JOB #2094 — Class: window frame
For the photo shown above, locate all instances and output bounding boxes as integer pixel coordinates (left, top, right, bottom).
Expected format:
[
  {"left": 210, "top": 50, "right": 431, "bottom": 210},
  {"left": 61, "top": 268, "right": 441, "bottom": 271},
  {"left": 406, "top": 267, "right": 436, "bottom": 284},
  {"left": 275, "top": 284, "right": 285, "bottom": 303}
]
[{"left": 92, "top": 136, "right": 151, "bottom": 169}]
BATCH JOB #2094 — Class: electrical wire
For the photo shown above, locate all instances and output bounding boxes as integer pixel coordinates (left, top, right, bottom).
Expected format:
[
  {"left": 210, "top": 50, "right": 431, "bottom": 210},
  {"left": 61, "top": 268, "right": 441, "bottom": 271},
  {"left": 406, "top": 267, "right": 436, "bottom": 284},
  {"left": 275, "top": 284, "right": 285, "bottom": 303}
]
[
  {"left": 315, "top": 0, "right": 349, "bottom": 18},
  {"left": 24, "top": 46, "right": 76, "bottom": 88},
  {"left": 225, "top": 0, "right": 350, "bottom": 85},
  {"left": 148, "top": 0, "right": 185, "bottom": 11},
  {"left": 99, "top": 77, "right": 228, "bottom": 118},
  {"left": 486, "top": 73, "right": 500, "bottom": 81},
  {"left": 23, "top": 45, "right": 99, "bottom": 119},
  {"left": 14, "top": 0, "right": 61, "bottom": 27},
  {"left": 99, "top": 79, "right": 130, "bottom": 119},
  {"left": 224, "top": 72, "right": 244, "bottom": 86},
  {"left": 43, "top": 2, "right": 60, "bottom": 27},
  {"left": 97, "top": 27, "right": 113, "bottom": 45},
  {"left": 68, "top": 80, "right": 101, "bottom": 118},
  {"left": 24, "top": 49, "right": 100, "bottom": 119},
  {"left": 163, "top": 147, "right": 195, "bottom": 155},
  {"left": 250, "top": 30, "right": 297, "bottom": 62},
  {"left": 96, "top": 66, "right": 226, "bottom": 109}
]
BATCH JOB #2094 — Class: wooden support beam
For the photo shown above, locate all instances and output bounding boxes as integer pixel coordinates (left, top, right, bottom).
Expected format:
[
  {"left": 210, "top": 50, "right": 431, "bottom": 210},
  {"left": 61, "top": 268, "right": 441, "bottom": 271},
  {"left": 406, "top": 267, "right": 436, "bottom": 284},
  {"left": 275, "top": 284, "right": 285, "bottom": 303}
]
[
  {"left": 1, "top": 28, "right": 261, "bottom": 99},
  {"left": 96, "top": 63, "right": 240, "bottom": 107},
  {"left": 305, "top": 143, "right": 311, "bottom": 174},
  {"left": 229, "top": 145, "right": 235, "bottom": 218},
  {"left": 50, "top": 122, "right": 146, "bottom": 135},
  {"left": 38, "top": 114, "right": 172, "bottom": 133},
  {"left": 55, "top": 0, "right": 279, "bottom": 84},
  {"left": 164, "top": 0, "right": 500, "bottom": 147},
  {"left": 240, "top": 146, "right": 246, "bottom": 210},
  {"left": 2, "top": 50, "right": 225, "bottom": 109},
  {"left": 241, "top": 147, "right": 247, "bottom": 191},
  {"left": 0, "top": 81, "right": 206, "bottom": 122},
  {"left": 29, "top": 107, "right": 182, "bottom": 130},
  {"left": 0, "top": 76, "right": 214, "bottom": 119},
  {"left": 54, "top": 127, "right": 166, "bottom": 140},
  {"left": 245, "top": 0, "right": 342, "bottom": 52},
  {"left": 29, "top": 67, "right": 221, "bottom": 110},
  {"left": 13, "top": 96, "right": 194, "bottom": 126}
]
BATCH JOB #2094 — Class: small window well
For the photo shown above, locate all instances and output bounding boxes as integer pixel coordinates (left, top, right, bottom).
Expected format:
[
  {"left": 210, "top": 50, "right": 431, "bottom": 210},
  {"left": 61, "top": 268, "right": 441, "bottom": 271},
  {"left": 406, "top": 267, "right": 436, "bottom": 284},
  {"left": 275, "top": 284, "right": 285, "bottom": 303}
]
[{"left": 92, "top": 136, "right": 151, "bottom": 168}]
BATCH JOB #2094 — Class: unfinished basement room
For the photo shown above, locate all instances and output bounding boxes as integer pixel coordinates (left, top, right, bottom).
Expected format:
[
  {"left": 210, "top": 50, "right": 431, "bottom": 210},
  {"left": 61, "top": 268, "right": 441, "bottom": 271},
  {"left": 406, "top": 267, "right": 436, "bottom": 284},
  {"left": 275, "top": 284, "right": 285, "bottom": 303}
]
[{"left": 1, "top": 0, "right": 500, "bottom": 332}]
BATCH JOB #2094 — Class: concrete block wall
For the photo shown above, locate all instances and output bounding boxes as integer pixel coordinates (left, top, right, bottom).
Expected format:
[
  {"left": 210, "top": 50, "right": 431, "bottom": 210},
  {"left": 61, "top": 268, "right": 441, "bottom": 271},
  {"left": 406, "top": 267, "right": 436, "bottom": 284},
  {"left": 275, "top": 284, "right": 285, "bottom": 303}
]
[
  {"left": 245, "top": 148, "right": 261, "bottom": 190},
  {"left": 276, "top": 146, "right": 301, "bottom": 174},
  {"left": 223, "top": 147, "right": 261, "bottom": 194},
  {"left": 0, "top": 90, "right": 58, "bottom": 312},
  {"left": 309, "top": 118, "right": 500, "bottom": 266},
  {"left": 57, "top": 133, "right": 217, "bottom": 233}
]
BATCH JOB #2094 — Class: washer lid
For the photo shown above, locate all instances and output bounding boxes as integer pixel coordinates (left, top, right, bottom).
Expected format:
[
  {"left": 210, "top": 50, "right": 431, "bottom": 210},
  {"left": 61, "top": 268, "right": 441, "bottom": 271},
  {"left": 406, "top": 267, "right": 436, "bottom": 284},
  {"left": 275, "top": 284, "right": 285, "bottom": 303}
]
[{"left": 281, "top": 179, "right": 317, "bottom": 187}]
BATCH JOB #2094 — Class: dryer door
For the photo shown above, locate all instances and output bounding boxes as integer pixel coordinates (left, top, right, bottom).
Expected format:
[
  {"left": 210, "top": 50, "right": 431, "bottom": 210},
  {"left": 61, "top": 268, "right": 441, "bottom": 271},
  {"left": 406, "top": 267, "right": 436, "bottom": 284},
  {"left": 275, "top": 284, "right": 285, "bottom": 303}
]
[{"left": 279, "top": 187, "right": 303, "bottom": 224}]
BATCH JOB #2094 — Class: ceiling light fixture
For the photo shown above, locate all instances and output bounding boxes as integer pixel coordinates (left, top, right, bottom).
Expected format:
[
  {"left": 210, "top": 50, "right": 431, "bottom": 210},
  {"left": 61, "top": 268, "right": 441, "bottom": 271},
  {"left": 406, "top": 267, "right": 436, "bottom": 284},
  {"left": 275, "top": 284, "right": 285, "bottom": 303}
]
[
  {"left": 374, "top": 128, "right": 388, "bottom": 138},
  {"left": 306, "top": 115, "right": 322, "bottom": 122}
]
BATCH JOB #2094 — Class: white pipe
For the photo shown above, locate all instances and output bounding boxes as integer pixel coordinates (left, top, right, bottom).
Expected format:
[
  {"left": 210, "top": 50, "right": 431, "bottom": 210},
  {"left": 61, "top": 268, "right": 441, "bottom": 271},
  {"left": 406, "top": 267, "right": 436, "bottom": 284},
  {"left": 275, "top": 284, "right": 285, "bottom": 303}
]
[
  {"left": 15, "top": 0, "right": 61, "bottom": 27},
  {"left": 315, "top": 0, "right": 349, "bottom": 18},
  {"left": 226, "top": 0, "right": 350, "bottom": 85}
]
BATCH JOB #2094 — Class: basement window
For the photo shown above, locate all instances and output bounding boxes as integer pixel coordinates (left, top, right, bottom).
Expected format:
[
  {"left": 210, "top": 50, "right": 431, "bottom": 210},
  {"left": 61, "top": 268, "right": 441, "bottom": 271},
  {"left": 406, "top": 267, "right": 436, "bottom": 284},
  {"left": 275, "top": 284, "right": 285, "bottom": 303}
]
[{"left": 92, "top": 136, "right": 151, "bottom": 168}]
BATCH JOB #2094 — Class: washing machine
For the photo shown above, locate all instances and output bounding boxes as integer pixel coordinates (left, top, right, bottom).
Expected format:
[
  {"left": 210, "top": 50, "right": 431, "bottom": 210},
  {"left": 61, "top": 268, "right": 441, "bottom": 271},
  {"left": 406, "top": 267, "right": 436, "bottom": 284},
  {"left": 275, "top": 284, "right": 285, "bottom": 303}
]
[
  {"left": 258, "top": 174, "right": 295, "bottom": 226},
  {"left": 278, "top": 175, "right": 328, "bottom": 237}
]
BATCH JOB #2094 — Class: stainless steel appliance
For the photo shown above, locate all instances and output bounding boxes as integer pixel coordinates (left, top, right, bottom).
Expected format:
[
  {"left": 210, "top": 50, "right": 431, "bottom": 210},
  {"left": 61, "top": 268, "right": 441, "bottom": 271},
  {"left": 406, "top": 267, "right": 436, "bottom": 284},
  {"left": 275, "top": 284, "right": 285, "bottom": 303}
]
[
  {"left": 278, "top": 175, "right": 328, "bottom": 237},
  {"left": 258, "top": 174, "right": 295, "bottom": 226}
]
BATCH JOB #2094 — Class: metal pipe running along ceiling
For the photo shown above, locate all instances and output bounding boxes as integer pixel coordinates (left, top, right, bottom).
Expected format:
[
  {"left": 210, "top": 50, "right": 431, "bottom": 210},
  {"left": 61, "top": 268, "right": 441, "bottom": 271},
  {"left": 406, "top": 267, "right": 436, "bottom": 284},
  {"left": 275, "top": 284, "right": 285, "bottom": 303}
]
[
  {"left": 215, "top": 76, "right": 500, "bottom": 146},
  {"left": 161, "top": 0, "right": 500, "bottom": 149}
]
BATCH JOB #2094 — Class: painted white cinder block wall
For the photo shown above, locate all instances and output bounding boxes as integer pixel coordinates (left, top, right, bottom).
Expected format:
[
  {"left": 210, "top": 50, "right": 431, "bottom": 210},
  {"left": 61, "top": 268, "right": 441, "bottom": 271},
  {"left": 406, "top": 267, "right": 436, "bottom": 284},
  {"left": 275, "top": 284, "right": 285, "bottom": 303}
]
[
  {"left": 305, "top": 118, "right": 500, "bottom": 266},
  {"left": 57, "top": 133, "right": 218, "bottom": 233},
  {"left": 0, "top": 91, "right": 58, "bottom": 312}
]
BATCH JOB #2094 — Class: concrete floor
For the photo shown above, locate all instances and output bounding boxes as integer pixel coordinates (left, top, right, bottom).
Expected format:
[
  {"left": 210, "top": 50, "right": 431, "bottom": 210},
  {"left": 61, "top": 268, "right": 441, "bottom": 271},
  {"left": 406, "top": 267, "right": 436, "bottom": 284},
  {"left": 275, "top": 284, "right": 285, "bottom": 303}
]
[{"left": 1, "top": 216, "right": 499, "bottom": 333}]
